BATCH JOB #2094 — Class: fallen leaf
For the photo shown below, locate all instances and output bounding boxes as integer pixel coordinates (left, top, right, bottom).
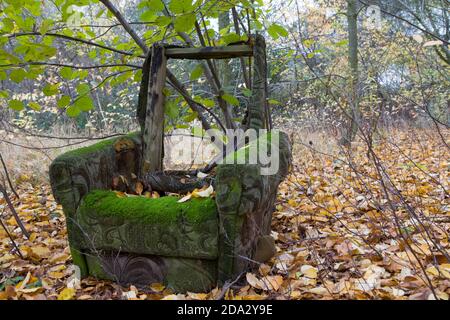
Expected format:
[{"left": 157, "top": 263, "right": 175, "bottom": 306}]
[
  {"left": 192, "top": 185, "right": 214, "bottom": 198},
  {"left": 57, "top": 287, "right": 75, "bottom": 300},
  {"left": 300, "top": 265, "right": 318, "bottom": 279}
]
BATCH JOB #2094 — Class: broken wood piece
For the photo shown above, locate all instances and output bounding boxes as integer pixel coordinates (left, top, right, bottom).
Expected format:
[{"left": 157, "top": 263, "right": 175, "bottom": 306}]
[
  {"left": 142, "top": 44, "right": 167, "bottom": 174},
  {"left": 165, "top": 45, "right": 253, "bottom": 60},
  {"left": 143, "top": 171, "right": 210, "bottom": 194}
]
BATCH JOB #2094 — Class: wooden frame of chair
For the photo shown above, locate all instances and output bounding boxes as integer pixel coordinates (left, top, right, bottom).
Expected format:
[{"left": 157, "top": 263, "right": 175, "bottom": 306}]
[{"left": 139, "top": 34, "right": 270, "bottom": 176}]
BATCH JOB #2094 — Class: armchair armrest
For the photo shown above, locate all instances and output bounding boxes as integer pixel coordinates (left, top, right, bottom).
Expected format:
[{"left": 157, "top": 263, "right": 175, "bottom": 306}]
[
  {"left": 49, "top": 133, "right": 142, "bottom": 218},
  {"left": 215, "top": 131, "right": 291, "bottom": 282},
  {"left": 49, "top": 133, "right": 141, "bottom": 276}
]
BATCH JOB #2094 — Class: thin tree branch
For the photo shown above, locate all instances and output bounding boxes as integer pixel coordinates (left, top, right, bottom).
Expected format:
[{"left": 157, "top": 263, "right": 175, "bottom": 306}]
[
  {"left": 0, "top": 153, "right": 19, "bottom": 199},
  {"left": 358, "top": 0, "right": 450, "bottom": 45},
  {"left": 0, "top": 216, "right": 24, "bottom": 259},
  {"left": 0, "top": 62, "right": 141, "bottom": 70},
  {"left": 99, "top": 0, "right": 223, "bottom": 133},
  {"left": 99, "top": 0, "right": 148, "bottom": 53},
  {"left": 0, "top": 182, "right": 29, "bottom": 239},
  {"left": 6, "top": 32, "right": 143, "bottom": 58}
]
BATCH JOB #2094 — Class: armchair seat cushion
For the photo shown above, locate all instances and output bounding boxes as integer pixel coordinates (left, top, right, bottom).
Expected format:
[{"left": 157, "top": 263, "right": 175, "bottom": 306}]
[{"left": 72, "top": 190, "right": 219, "bottom": 260}]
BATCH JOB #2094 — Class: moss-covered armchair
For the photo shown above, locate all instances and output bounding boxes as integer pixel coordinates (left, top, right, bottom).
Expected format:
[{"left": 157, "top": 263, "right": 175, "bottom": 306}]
[
  {"left": 49, "top": 132, "right": 290, "bottom": 292},
  {"left": 49, "top": 37, "right": 292, "bottom": 292}
]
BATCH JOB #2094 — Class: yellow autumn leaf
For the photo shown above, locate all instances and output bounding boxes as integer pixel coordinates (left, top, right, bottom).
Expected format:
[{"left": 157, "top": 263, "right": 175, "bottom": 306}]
[
  {"left": 29, "top": 232, "right": 37, "bottom": 242},
  {"left": 143, "top": 191, "right": 152, "bottom": 198},
  {"left": 301, "top": 265, "right": 318, "bottom": 279},
  {"left": 426, "top": 266, "right": 439, "bottom": 277},
  {"left": 48, "top": 271, "right": 66, "bottom": 279},
  {"left": 151, "top": 191, "right": 160, "bottom": 198},
  {"left": 57, "top": 287, "right": 75, "bottom": 300},
  {"left": 31, "top": 246, "right": 51, "bottom": 259},
  {"left": 261, "top": 275, "right": 284, "bottom": 291},
  {"left": 150, "top": 283, "right": 165, "bottom": 292},
  {"left": 241, "top": 294, "right": 268, "bottom": 300}
]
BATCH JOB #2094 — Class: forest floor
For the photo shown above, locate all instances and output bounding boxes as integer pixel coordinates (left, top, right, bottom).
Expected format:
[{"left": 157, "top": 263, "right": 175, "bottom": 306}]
[{"left": 0, "top": 128, "right": 449, "bottom": 300}]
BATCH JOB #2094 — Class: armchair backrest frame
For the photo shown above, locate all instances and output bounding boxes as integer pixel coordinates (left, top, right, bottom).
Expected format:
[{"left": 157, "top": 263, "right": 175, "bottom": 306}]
[{"left": 138, "top": 35, "right": 270, "bottom": 175}]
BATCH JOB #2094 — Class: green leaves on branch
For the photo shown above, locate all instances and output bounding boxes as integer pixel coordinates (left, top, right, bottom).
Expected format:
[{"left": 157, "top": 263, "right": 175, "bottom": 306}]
[
  {"left": 165, "top": 99, "right": 179, "bottom": 120},
  {"left": 173, "top": 13, "right": 196, "bottom": 33},
  {"left": 169, "top": 0, "right": 194, "bottom": 14},
  {"left": 65, "top": 95, "right": 94, "bottom": 118},
  {"left": 190, "top": 64, "right": 203, "bottom": 80},
  {"left": 0, "top": 0, "right": 274, "bottom": 121},
  {"left": 28, "top": 101, "right": 41, "bottom": 111},
  {"left": 138, "top": 0, "right": 197, "bottom": 32},
  {"left": 62, "top": 82, "right": 94, "bottom": 117},
  {"left": 14, "top": 42, "right": 57, "bottom": 62},
  {"left": 39, "top": 19, "right": 54, "bottom": 35},
  {"left": 154, "top": 16, "right": 172, "bottom": 27},
  {"left": 267, "top": 24, "right": 289, "bottom": 40},
  {"left": 139, "top": 0, "right": 165, "bottom": 22},
  {"left": 8, "top": 99, "right": 24, "bottom": 111},
  {"left": 65, "top": 105, "right": 81, "bottom": 117},
  {"left": 60, "top": 67, "right": 74, "bottom": 80},
  {"left": 221, "top": 93, "right": 239, "bottom": 106},
  {"left": 76, "top": 83, "right": 90, "bottom": 96},
  {"left": 196, "top": 97, "right": 215, "bottom": 108},
  {"left": 74, "top": 95, "right": 94, "bottom": 112},
  {"left": 57, "top": 96, "right": 71, "bottom": 109},
  {"left": 43, "top": 83, "right": 60, "bottom": 96},
  {"left": 9, "top": 69, "right": 27, "bottom": 83},
  {"left": 169, "top": 0, "right": 196, "bottom": 33},
  {"left": 6, "top": 99, "right": 40, "bottom": 111},
  {"left": 1, "top": 18, "right": 14, "bottom": 33}
]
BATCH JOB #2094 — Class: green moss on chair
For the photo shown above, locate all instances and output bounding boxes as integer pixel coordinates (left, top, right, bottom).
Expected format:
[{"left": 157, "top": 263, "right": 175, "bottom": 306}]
[
  {"left": 80, "top": 190, "right": 216, "bottom": 224},
  {"left": 49, "top": 130, "right": 291, "bottom": 292},
  {"left": 54, "top": 132, "right": 139, "bottom": 162},
  {"left": 73, "top": 190, "right": 219, "bottom": 260}
]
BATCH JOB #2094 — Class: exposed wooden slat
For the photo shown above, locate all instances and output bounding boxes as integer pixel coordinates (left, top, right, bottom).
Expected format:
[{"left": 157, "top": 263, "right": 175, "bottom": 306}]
[
  {"left": 247, "top": 35, "right": 268, "bottom": 131},
  {"left": 142, "top": 44, "right": 167, "bottom": 174},
  {"left": 165, "top": 45, "right": 253, "bottom": 59}
]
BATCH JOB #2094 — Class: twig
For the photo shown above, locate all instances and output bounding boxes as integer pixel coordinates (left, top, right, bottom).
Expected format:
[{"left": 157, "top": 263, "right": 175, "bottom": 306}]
[
  {"left": 0, "top": 153, "right": 19, "bottom": 199},
  {"left": 0, "top": 183, "right": 29, "bottom": 239},
  {"left": 0, "top": 62, "right": 142, "bottom": 70},
  {"left": 215, "top": 272, "right": 245, "bottom": 300},
  {"left": 0, "top": 217, "right": 24, "bottom": 259},
  {"left": 7, "top": 32, "right": 143, "bottom": 58}
]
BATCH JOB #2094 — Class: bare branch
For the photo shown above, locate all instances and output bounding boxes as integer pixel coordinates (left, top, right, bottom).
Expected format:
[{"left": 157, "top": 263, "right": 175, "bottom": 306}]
[
  {"left": 99, "top": 0, "right": 148, "bottom": 53},
  {"left": 0, "top": 181, "right": 29, "bottom": 239}
]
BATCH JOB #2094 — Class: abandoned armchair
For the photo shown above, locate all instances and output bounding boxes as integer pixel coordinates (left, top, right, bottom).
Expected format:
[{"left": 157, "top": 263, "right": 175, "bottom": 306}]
[{"left": 49, "top": 35, "right": 292, "bottom": 292}]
